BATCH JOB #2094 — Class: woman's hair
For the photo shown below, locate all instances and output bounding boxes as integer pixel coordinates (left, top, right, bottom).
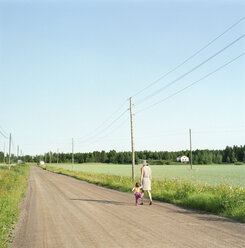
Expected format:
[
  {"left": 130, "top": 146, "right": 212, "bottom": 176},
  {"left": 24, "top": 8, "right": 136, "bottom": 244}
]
[{"left": 135, "top": 182, "right": 140, "bottom": 187}]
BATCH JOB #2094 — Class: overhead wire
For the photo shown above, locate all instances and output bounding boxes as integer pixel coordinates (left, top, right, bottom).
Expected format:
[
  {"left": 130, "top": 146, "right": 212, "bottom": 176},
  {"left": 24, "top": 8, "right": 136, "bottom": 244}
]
[
  {"left": 135, "top": 34, "right": 245, "bottom": 106},
  {"left": 131, "top": 16, "right": 245, "bottom": 98},
  {"left": 39, "top": 101, "right": 129, "bottom": 148},
  {"left": 77, "top": 116, "right": 130, "bottom": 147},
  {"left": 76, "top": 108, "right": 129, "bottom": 143},
  {"left": 18, "top": 107, "right": 128, "bottom": 148},
  {"left": 135, "top": 51, "right": 245, "bottom": 114},
  {"left": 4, "top": 18, "right": 244, "bottom": 154},
  {"left": 0, "top": 125, "right": 9, "bottom": 139},
  {"left": 0, "top": 130, "right": 8, "bottom": 139},
  {"left": 76, "top": 99, "right": 128, "bottom": 141},
  {"left": 20, "top": 108, "right": 129, "bottom": 151},
  {"left": 0, "top": 125, "right": 8, "bottom": 135},
  {"left": 0, "top": 126, "right": 20, "bottom": 156}
]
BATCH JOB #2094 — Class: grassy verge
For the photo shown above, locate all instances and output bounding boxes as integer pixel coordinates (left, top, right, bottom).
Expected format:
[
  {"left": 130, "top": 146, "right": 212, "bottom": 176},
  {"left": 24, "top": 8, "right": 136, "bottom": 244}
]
[
  {"left": 42, "top": 165, "right": 245, "bottom": 222},
  {"left": 0, "top": 165, "right": 30, "bottom": 248}
]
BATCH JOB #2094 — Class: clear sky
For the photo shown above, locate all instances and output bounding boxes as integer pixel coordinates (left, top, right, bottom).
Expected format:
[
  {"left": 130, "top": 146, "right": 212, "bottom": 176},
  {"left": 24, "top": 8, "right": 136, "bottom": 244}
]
[{"left": 0, "top": 0, "right": 244, "bottom": 156}]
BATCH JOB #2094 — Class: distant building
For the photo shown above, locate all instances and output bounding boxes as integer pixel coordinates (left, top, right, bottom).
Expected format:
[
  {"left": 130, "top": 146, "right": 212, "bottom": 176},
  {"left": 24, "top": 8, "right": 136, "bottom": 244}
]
[
  {"left": 177, "top": 156, "right": 189, "bottom": 163},
  {"left": 40, "top": 161, "right": 45, "bottom": 165}
]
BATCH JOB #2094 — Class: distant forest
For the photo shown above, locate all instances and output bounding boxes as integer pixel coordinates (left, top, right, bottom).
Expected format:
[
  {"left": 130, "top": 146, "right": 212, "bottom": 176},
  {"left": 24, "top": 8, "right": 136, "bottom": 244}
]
[{"left": 0, "top": 145, "right": 244, "bottom": 165}]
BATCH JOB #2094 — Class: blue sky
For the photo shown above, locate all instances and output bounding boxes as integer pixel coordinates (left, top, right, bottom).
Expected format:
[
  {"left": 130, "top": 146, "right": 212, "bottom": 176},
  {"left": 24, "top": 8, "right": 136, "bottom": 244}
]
[{"left": 0, "top": 0, "right": 244, "bottom": 155}]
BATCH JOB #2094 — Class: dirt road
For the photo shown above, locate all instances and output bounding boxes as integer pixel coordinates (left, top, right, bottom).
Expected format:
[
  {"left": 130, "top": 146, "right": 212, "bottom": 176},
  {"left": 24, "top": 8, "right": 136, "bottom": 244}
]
[{"left": 12, "top": 166, "right": 245, "bottom": 248}]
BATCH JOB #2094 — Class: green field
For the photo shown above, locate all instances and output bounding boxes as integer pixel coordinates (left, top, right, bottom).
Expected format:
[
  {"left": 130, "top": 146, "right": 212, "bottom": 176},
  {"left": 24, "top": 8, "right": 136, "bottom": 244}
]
[{"left": 47, "top": 163, "right": 245, "bottom": 188}]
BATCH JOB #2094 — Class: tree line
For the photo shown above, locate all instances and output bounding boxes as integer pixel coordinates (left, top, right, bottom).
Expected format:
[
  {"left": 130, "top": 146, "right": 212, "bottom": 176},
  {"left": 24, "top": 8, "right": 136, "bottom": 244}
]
[{"left": 0, "top": 145, "right": 244, "bottom": 165}]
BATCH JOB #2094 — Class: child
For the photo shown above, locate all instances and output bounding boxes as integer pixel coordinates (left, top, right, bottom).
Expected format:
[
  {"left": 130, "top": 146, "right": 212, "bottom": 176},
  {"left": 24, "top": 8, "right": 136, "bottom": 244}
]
[{"left": 132, "top": 182, "right": 143, "bottom": 206}]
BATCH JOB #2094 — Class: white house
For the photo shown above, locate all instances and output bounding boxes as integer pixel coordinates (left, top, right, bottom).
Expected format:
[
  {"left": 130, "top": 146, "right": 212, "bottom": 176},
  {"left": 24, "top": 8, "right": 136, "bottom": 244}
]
[{"left": 177, "top": 155, "right": 189, "bottom": 163}]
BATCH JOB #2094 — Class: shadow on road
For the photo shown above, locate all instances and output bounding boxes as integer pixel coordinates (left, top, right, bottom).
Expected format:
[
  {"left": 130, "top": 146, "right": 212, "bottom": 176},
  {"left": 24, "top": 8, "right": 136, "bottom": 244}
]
[{"left": 70, "top": 198, "right": 130, "bottom": 206}]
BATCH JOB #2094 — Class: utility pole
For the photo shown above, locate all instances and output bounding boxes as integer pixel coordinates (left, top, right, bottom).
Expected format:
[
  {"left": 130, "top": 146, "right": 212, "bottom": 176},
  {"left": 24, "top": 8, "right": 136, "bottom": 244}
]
[
  {"left": 17, "top": 145, "right": 19, "bottom": 161},
  {"left": 72, "top": 138, "right": 74, "bottom": 170},
  {"left": 189, "top": 129, "right": 192, "bottom": 170},
  {"left": 129, "top": 97, "right": 135, "bottom": 181},
  {"left": 8, "top": 133, "right": 11, "bottom": 169},
  {"left": 3, "top": 142, "right": 5, "bottom": 164},
  {"left": 57, "top": 148, "right": 59, "bottom": 165}
]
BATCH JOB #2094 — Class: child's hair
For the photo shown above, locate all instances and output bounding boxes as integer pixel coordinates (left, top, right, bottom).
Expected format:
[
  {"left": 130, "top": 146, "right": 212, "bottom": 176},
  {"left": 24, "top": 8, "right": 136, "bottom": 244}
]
[{"left": 135, "top": 182, "right": 140, "bottom": 187}]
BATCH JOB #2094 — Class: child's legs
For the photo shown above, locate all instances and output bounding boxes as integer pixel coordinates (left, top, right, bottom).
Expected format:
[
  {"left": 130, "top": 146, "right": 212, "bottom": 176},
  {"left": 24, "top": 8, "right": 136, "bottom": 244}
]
[{"left": 135, "top": 192, "right": 141, "bottom": 205}]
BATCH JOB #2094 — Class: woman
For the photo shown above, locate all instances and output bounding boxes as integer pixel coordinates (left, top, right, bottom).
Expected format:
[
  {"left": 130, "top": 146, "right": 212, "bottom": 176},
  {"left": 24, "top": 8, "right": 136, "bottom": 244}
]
[{"left": 140, "top": 160, "right": 152, "bottom": 205}]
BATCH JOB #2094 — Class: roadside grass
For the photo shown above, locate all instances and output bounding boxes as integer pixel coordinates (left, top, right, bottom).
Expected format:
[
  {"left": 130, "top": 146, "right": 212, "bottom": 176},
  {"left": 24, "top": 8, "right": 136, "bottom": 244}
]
[
  {"left": 0, "top": 165, "right": 30, "bottom": 248},
  {"left": 42, "top": 165, "right": 245, "bottom": 222}
]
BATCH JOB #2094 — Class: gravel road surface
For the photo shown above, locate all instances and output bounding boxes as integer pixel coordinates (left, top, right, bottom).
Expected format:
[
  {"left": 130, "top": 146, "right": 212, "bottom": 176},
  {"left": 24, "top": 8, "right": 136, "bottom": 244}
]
[{"left": 12, "top": 166, "right": 245, "bottom": 248}]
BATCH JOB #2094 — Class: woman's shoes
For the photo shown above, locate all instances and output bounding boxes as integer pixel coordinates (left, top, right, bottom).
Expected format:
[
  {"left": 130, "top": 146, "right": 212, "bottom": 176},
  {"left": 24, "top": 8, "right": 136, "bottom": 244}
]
[{"left": 149, "top": 201, "right": 152, "bottom": 205}]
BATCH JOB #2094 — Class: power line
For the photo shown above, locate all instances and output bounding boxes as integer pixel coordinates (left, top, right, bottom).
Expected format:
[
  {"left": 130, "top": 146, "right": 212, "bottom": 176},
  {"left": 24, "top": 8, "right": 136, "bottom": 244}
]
[
  {"left": 0, "top": 130, "right": 8, "bottom": 139},
  {"left": 99, "top": 99, "right": 128, "bottom": 127},
  {"left": 77, "top": 116, "right": 129, "bottom": 147},
  {"left": 76, "top": 99, "right": 128, "bottom": 141},
  {"left": 32, "top": 101, "right": 129, "bottom": 148},
  {"left": 0, "top": 125, "right": 9, "bottom": 139},
  {"left": 131, "top": 17, "right": 245, "bottom": 98},
  {"left": 0, "top": 125, "right": 8, "bottom": 135},
  {"left": 94, "top": 109, "right": 128, "bottom": 136},
  {"left": 23, "top": 114, "right": 129, "bottom": 150},
  {"left": 135, "top": 34, "right": 245, "bottom": 106},
  {"left": 135, "top": 52, "right": 245, "bottom": 114},
  {"left": 76, "top": 108, "right": 129, "bottom": 143}
]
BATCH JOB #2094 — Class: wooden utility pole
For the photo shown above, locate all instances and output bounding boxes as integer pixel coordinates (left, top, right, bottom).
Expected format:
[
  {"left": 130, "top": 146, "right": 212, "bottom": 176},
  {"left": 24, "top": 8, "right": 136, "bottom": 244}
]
[
  {"left": 8, "top": 133, "right": 11, "bottom": 169},
  {"left": 57, "top": 148, "right": 59, "bottom": 165},
  {"left": 189, "top": 129, "right": 192, "bottom": 170},
  {"left": 129, "top": 97, "right": 135, "bottom": 181},
  {"left": 72, "top": 138, "right": 74, "bottom": 170},
  {"left": 17, "top": 145, "right": 19, "bottom": 160},
  {"left": 3, "top": 142, "right": 5, "bottom": 164}
]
